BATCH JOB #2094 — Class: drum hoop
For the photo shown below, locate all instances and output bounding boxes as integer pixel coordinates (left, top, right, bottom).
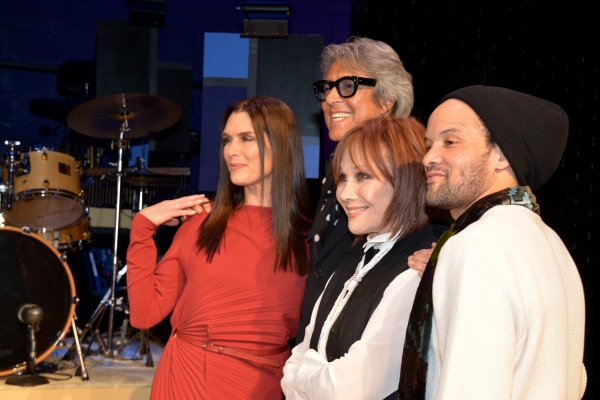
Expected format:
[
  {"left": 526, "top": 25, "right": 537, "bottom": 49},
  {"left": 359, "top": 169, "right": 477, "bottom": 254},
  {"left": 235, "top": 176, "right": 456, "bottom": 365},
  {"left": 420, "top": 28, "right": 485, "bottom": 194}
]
[
  {"left": 12, "top": 188, "right": 83, "bottom": 201},
  {"left": 5, "top": 191, "right": 85, "bottom": 231},
  {"left": 0, "top": 226, "right": 76, "bottom": 377}
]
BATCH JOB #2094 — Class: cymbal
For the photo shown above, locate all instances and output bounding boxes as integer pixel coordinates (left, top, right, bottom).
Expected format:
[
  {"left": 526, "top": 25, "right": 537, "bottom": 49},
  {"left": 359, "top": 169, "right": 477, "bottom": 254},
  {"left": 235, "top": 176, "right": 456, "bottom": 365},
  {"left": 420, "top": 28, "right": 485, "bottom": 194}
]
[{"left": 66, "top": 93, "right": 182, "bottom": 139}]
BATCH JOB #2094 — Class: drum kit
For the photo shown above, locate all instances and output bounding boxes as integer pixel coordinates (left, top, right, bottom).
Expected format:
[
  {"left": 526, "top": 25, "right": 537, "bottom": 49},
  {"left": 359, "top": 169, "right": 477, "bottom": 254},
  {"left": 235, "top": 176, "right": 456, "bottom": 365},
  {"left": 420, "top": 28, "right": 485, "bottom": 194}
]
[
  {"left": 0, "top": 93, "right": 182, "bottom": 384},
  {"left": 1, "top": 142, "right": 91, "bottom": 251}
]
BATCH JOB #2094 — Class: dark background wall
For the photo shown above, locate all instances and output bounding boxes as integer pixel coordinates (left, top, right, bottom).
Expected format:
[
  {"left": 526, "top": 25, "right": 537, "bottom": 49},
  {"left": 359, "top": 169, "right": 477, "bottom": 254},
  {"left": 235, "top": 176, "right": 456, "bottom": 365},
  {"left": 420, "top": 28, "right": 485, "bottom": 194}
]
[
  {"left": 353, "top": 1, "right": 598, "bottom": 398},
  {"left": 0, "top": 0, "right": 351, "bottom": 150}
]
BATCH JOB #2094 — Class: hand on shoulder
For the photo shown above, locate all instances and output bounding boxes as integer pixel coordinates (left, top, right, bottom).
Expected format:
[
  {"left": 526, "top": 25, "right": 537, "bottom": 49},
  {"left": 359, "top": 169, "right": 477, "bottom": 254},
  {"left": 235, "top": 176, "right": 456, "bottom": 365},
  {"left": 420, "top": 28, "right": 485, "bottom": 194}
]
[
  {"left": 407, "top": 242, "right": 436, "bottom": 278},
  {"left": 139, "top": 194, "right": 211, "bottom": 227},
  {"left": 181, "top": 196, "right": 212, "bottom": 222}
]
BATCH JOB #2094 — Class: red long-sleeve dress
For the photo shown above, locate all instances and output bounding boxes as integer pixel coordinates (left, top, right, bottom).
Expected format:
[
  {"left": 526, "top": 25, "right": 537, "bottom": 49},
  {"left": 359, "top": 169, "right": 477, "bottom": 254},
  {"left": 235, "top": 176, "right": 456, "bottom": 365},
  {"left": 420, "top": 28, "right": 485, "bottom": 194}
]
[{"left": 126, "top": 206, "right": 307, "bottom": 399}]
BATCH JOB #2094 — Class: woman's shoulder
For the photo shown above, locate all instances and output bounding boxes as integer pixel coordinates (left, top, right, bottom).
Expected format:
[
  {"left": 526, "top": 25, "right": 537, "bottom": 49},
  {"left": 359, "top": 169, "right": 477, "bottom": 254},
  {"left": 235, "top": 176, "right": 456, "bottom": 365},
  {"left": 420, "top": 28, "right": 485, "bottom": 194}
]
[{"left": 177, "top": 212, "right": 209, "bottom": 234}]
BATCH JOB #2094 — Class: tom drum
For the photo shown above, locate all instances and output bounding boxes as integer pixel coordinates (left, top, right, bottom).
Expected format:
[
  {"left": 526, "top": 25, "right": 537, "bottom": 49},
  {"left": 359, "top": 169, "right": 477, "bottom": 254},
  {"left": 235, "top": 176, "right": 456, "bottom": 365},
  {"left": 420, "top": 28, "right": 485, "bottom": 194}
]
[{"left": 3, "top": 146, "right": 84, "bottom": 231}]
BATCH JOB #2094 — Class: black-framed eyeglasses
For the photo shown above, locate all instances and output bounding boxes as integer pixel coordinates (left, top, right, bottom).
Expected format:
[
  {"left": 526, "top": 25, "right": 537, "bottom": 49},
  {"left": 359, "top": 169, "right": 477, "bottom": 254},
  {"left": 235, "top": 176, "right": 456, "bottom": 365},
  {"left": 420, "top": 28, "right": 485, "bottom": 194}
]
[{"left": 312, "top": 76, "right": 377, "bottom": 101}]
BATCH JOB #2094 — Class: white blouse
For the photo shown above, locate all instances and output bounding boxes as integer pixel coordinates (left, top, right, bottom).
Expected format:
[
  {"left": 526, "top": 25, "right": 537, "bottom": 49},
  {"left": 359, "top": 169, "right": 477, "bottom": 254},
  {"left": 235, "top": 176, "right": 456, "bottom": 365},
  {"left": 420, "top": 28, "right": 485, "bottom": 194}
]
[{"left": 281, "top": 233, "right": 421, "bottom": 399}]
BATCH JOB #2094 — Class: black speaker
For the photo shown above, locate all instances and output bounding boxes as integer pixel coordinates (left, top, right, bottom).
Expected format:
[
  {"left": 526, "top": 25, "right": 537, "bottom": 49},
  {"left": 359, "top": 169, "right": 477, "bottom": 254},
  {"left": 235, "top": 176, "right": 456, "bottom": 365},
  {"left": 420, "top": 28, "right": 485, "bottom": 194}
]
[
  {"left": 153, "top": 64, "right": 192, "bottom": 152},
  {"left": 95, "top": 19, "right": 191, "bottom": 153},
  {"left": 255, "top": 35, "right": 323, "bottom": 141},
  {"left": 96, "top": 19, "right": 152, "bottom": 97}
]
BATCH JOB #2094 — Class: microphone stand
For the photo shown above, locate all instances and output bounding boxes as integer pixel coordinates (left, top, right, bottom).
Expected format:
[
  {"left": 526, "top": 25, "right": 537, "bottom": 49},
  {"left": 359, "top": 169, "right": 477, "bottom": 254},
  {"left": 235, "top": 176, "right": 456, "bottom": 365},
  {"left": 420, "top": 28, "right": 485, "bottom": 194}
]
[{"left": 6, "top": 304, "right": 50, "bottom": 387}]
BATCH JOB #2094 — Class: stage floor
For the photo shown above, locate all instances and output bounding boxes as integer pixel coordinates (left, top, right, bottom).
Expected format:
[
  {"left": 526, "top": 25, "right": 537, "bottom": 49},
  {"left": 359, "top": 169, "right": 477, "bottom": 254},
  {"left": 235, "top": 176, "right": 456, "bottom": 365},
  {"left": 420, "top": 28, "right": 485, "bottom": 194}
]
[{"left": 0, "top": 334, "right": 162, "bottom": 400}]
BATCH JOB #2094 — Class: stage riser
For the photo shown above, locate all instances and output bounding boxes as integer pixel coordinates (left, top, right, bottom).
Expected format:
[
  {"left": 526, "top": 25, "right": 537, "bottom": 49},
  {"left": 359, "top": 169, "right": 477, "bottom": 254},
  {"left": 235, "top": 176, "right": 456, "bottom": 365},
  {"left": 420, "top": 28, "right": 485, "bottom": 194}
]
[{"left": 0, "top": 387, "right": 151, "bottom": 400}]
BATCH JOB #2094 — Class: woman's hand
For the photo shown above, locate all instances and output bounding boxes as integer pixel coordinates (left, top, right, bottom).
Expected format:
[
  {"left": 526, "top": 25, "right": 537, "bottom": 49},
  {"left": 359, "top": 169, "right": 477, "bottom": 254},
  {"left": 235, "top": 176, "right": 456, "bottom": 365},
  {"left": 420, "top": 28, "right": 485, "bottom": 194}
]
[
  {"left": 407, "top": 242, "right": 436, "bottom": 278},
  {"left": 139, "top": 194, "right": 210, "bottom": 227}
]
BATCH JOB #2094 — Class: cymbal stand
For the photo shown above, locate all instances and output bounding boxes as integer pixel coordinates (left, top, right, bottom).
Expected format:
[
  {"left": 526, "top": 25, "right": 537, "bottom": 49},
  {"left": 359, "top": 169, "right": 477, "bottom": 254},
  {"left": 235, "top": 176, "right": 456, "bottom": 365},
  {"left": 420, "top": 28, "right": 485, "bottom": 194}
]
[
  {"left": 106, "top": 100, "right": 132, "bottom": 357},
  {"left": 63, "top": 266, "right": 127, "bottom": 361},
  {"left": 67, "top": 96, "right": 131, "bottom": 359}
]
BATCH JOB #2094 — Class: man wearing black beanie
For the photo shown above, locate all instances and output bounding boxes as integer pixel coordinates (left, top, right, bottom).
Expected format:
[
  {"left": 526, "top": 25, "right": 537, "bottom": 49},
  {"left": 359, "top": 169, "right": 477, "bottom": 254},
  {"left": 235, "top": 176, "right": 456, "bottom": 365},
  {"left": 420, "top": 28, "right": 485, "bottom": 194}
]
[{"left": 398, "top": 85, "right": 586, "bottom": 399}]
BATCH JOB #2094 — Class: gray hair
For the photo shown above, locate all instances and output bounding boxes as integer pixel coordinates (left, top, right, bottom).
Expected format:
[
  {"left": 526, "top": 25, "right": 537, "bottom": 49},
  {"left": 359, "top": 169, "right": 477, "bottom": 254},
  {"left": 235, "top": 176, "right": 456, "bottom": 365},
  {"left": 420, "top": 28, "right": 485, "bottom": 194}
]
[{"left": 321, "top": 37, "right": 414, "bottom": 117}]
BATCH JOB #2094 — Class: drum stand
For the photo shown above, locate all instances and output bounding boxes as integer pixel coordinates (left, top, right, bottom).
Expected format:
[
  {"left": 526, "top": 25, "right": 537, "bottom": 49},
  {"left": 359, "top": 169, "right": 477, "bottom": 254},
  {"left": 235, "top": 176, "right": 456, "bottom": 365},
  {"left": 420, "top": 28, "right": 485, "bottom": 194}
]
[
  {"left": 69, "top": 166, "right": 161, "bottom": 367},
  {"left": 69, "top": 314, "right": 89, "bottom": 380},
  {"left": 63, "top": 93, "right": 180, "bottom": 367},
  {"left": 69, "top": 99, "right": 131, "bottom": 359},
  {"left": 65, "top": 265, "right": 128, "bottom": 361},
  {"left": 118, "top": 324, "right": 162, "bottom": 367},
  {"left": 106, "top": 117, "right": 130, "bottom": 357}
]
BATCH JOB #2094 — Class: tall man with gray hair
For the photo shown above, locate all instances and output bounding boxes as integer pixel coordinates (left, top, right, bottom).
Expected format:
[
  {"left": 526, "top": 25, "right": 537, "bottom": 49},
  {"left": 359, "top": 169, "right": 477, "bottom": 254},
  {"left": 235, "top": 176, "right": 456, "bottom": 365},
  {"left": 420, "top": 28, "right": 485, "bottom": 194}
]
[
  {"left": 399, "top": 85, "right": 586, "bottom": 399},
  {"left": 297, "top": 37, "right": 416, "bottom": 344}
]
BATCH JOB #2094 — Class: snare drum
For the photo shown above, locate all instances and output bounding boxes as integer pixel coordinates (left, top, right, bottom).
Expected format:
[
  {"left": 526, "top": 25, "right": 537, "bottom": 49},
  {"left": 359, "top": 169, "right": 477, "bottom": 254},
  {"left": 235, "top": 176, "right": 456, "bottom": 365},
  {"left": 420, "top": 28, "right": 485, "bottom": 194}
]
[
  {"left": 35, "top": 216, "right": 92, "bottom": 252},
  {"left": 3, "top": 146, "right": 84, "bottom": 231},
  {"left": 0, "top": 226, "right": 76, "bottom": 376}
]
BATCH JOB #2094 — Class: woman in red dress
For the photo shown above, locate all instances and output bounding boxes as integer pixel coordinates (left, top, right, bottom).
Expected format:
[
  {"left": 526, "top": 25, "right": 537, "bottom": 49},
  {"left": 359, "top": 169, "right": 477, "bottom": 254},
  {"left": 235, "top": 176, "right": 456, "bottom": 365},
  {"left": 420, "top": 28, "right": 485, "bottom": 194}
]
[{"left": 127, "top": 96, "right": 312, "bottom": 399}]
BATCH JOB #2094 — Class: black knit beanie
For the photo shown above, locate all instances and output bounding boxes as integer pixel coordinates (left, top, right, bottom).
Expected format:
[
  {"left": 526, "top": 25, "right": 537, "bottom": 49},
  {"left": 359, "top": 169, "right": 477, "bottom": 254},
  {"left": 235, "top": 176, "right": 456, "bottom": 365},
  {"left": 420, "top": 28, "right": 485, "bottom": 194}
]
[{"left": 441, "top": 85, "right": 569, "bottom": 190}]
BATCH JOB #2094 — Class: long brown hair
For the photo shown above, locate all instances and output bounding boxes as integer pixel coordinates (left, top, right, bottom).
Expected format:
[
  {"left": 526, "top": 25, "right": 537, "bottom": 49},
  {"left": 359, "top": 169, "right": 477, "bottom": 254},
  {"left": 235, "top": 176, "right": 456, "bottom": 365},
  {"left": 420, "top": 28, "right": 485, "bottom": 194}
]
[
  {"left": 332, "top": 117, "right": 428, "bottom": 240},
  {"left": 196, "top": 96, "right": 312, "bottom": 275}
]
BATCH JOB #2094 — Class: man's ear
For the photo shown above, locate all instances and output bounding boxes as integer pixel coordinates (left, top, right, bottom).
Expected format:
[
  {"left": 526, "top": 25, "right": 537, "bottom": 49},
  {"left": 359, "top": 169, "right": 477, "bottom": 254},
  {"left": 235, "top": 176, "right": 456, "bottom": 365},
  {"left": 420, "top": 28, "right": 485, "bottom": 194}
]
[
  {"left": 379, "top": 99, "right": 395, "bottom": 116},
  {"left": 493, "top": 146, "right": 511, "bottom": 171}
]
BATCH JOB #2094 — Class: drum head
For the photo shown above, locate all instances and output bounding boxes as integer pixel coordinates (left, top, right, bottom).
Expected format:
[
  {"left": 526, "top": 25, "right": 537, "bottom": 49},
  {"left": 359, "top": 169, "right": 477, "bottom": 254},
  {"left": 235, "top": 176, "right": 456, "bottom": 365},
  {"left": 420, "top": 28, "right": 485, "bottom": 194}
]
[
  {"left": 4, "top": 194, "right": 84, "bottom": 231},
  {"left": 0, "top": 227, "right": 75, "bottom": 376}
]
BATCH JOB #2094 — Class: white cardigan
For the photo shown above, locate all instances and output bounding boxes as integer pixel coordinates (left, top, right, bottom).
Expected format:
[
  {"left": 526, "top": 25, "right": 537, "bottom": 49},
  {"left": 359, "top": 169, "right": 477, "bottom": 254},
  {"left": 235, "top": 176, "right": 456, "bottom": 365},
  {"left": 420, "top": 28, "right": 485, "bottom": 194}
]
[{"left": 426, "top": 205, "right": 587, "bottom": 399}]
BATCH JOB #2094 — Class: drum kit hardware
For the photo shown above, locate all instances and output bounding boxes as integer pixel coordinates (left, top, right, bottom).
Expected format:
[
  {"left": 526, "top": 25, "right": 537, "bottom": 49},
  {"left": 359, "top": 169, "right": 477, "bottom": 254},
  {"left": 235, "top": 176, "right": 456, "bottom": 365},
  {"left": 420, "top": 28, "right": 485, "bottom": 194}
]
[
  {"left": 0, "top": 226, "right": 88, "bottom": 382},
  {"left": 1, "top": 93, "right": 182, "bottom": 383},
  {"left": 108, "top": 162, "right": 176, "bottom": 213}
]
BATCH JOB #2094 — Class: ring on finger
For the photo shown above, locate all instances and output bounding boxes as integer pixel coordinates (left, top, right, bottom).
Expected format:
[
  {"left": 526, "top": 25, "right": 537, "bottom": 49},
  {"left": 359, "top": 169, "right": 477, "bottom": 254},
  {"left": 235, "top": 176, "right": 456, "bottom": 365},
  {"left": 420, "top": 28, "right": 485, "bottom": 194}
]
[{"left": 175, "top": 202, "right": 179, "bottom": 210}]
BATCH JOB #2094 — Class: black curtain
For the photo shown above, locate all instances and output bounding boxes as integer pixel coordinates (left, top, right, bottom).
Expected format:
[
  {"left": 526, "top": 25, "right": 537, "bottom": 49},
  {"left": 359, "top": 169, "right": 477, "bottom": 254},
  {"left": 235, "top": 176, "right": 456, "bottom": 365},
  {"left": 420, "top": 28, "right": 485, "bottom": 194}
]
[{"left": 352, "top": 1, "right": 599, "bottom": 398}]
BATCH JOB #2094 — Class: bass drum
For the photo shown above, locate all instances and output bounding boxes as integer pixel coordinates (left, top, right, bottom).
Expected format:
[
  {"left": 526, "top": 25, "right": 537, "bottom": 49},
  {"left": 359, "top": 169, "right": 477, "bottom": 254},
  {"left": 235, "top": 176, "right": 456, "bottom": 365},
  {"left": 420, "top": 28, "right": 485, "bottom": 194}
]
[{"left": 0, "top": 226, "right": 76, "bottom": 376}]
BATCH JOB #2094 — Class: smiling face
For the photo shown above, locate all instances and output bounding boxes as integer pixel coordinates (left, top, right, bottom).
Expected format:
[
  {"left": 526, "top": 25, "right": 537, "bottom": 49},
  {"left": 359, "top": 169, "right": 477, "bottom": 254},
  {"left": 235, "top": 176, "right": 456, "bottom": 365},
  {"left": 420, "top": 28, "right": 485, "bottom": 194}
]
[
  {"left": 222, "top": 111, "right": 273, "bottom": 205},
  {"left": 423, "top": 99, "right": 510, "bottom": 219},
  {"left": 321, "top": 61, "right": 389, "bottom": 142},
  {"left": 336, "top": 150, "right": 394, "bottom": 238}
]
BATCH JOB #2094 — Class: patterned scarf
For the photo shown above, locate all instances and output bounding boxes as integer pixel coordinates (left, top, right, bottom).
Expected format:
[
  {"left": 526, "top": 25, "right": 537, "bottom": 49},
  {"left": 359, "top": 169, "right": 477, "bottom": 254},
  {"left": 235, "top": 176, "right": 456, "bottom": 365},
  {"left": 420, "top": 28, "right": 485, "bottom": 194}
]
[{"left": 398, "top": 186, "right": 539, "bottom": 399}]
